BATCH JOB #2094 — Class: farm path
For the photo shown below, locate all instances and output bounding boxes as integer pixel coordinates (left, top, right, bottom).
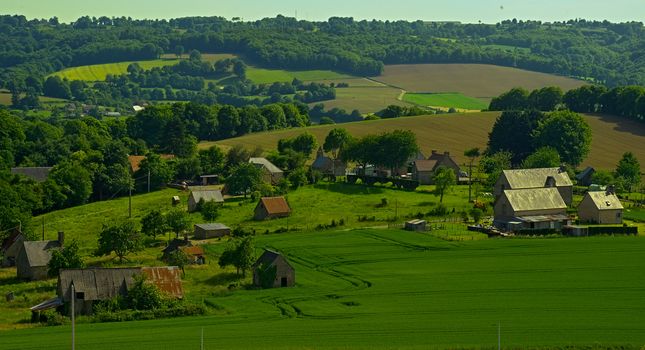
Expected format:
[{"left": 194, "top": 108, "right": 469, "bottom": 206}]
[{"left": 366, "top": 77, "right": 407, "bottom": 101}]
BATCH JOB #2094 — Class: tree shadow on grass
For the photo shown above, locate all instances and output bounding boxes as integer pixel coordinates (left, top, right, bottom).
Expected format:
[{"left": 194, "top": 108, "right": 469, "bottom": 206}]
[
  {"left": 205, "top": 272, "right": 241, "bottom": 287},
  {"left": 313, "top": 182, "right": 384, "bottom": 195},
  {"left": 0, "top": 275, "right": 23, "bottom": 286}
]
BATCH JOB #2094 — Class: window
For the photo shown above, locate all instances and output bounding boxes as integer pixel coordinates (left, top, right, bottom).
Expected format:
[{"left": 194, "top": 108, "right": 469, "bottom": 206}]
[
  {"left": 617, "top": 212, "right": 622, "bottom": 219},
  {"left": 75, "top": 292, "right": 85, "bottom": 300}
]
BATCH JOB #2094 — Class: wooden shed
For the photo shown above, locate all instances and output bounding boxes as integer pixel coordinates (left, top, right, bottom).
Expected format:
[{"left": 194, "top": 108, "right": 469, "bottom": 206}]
[
  {"left": 405, "top": 219, "right": 427, "bottom": 232},
  {"left": 249, "top": 157, "right": 284, "bottom": 185},
  {"left": 577, "top": 188, "right": 623, "bottom": 224},
  {"left": 188, "top": 190, "right": 224, "bottom": 212},
  {"left": 193, "top": 223, "right": 231, "bottom": 239},
  {"left": 253, "top": 250, "right": 295, "bottom": 288},
  {"left": 16, "top": 232, "right": 64, "bottom": 281},
  {"left": 254, "top": 197, "right": 291, "bottom": 220}
]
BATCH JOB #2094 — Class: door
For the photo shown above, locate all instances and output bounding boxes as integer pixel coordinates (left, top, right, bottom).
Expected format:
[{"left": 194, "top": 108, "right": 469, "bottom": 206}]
[{"left": 281, "top": 277, "right": 288, "bottom": 287}]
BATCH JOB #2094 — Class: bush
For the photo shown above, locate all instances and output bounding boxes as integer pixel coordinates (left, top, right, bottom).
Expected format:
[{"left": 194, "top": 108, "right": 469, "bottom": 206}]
[
  {"left": 428, "top": 203, "right": 448, "bottom": 216},
  {"left": 200, "top": 200, "right": 220, "bottom": 221},
  {"left": 469, "top": 208, "right": 484, "bottom": 223}
]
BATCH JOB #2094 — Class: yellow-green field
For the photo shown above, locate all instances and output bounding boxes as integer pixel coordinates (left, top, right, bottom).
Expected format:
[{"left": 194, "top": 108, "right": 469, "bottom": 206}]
[
  {"left": 0, "top": 91, "right": 11, "bottom": 105},
  {"left": 201, "top": 112, "right": 645, "bottom": 170},
  {"left": 374, "top": 64, "right": 587, "bottom": 101},
  {"left": 50, "top": 59, "right": 181, "bottom": 81},
  {"left": 403, "top": 92, "right": 488, "bottom": 110},
  {"left": 312, "top": 85, "right": 411, "bottom": 113}
]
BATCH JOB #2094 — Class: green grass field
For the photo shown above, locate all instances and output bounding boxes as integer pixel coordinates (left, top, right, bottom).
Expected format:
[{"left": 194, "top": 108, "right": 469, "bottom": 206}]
[
  {"left": 2, "top": 231, "right": 645, "bottom": 349},
  {"left": 403, "top": 92, "right": 488, "bottom": 110},
  {"left": 246, "top": 68, "right": 352, "bottom": 84},
  {"left": 50, "top": 59, "right": 181, "bottom": 81},
  {"left": 313, "top": 85, "right": 411, "bottom": 113}
]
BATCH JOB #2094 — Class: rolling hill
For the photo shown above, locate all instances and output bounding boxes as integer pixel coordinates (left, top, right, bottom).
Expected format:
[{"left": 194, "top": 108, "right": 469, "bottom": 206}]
[{"left": 201, "top": 112, "right": 645, "bottom": 170}]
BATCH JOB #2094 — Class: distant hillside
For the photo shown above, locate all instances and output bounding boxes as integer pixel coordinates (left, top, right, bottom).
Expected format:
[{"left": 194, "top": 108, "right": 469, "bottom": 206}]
[{"left": 202, "top": 112, "right": 645, "bottom": 170}]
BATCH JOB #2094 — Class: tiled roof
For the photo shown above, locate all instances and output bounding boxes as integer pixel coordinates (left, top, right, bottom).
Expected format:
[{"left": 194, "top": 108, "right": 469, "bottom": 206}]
[{"left": 259, "top": 197, "right": 291, "bottom": 215}]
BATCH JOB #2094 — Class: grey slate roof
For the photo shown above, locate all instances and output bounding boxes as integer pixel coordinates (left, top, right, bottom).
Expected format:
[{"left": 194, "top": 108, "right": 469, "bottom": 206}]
[
  {"left": 253, "top": 249, "right": 292, "bottom": 268},
  {"left": 190, "top": 190, "right": 224, "bottom": 203},
  {"left": 576, "top": 166, "right": 595, "bottom": 181},
  {"left": 249, "top": 157, "right": 283, "bottom": 174},
  {"left": 504, "top": 187, "right": 567, "bottom": 212},
  {"left": 414, "top": 159, "right": 438, "bottom": 172},
  {"left": 585, "top": 191, "right": 624, "bottom": 210},
  {"left": 194, "top": 223, "right": 230, "bottom": 231},
  {"left": 503, "top": 168, "right": 573, "bottom": 188},
  {"left": 22, "top": 240, "right": 61, "bottom": 267},
  {"left": 11, "top": 167, "right": 53, "bottom": 182}
]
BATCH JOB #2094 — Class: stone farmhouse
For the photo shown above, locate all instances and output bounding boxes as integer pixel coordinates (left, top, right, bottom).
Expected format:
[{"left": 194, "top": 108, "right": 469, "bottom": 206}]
[
  {"left": 493, "top": 167, "right": 573, "bottom": 206},
  {"left": 577, "top": 187, "right": 624, "bottom": 224},
  {"left": 253, "top": 249, "right": 295, "bottom": 288}
]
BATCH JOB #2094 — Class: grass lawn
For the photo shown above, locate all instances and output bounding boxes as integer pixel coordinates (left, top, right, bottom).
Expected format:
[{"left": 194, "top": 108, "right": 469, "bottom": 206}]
[
  {"left": 246, "top": 67, "right": 352, "bottom": 84},
  {"left": 2, "top": 231, "right": 645, "bottom": 349},
  {"left": 50, "top": 59, "right": 181, "bottom": 81},
  {"left": 403, "top": 92, "right": 488, "bottom": 110}
]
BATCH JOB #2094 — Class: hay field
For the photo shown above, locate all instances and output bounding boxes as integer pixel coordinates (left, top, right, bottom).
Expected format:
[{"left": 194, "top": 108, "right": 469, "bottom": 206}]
[
  {"left": 246, "top": 68, "right": 352, "bottom": 84},
  {"left": 202, "top": 112, "right": 645, "bottom": 170},
  {"left": 375, "top": 64, "right": 587, "bottom": 101},
  {"left": 313, "top": 86, "right": 412, "bottom": 113},
  {"left": 51, "top": 59, "right": 180, "bottom": 81}
]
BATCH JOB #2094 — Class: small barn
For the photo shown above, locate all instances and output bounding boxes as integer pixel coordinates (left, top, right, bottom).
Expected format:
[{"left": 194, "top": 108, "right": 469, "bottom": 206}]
[
  {"left": 187, "top": 190, "right": 224, "bottom": 212},
  {"left": 405, "top": 219, "right": 427, "bottom": 232},
  {"left": 58, "top": 267, "right": 183, "bottom": 315},
  {"left": 16, "top": 232, "right": 64, "bottom": 281},
  {"left": 576, "top": 166, "right": 595, "bottom": 186},
  {"left": 254, "top": 197, "right": 291, "bottom": 220},
  {"left": 1, "top": 229, "right": 24, "bottom": 267},
  {"left": 180, "top": 246, "right": 206, "bottom": 265},
  {"left": 577, "top": 187, "right": 624, "bottom": 224},
  {"left": 193, "top": 223, "right": 231, "bottom": 239},
  {"left": 249, "top": 157, "right": 283, "bottom": 185},
  {"left": 10, "top": 167, "right": 53, "bottom": 182},
  {"left": 253, "top": 250, "right": 295, "bottom": 288}
]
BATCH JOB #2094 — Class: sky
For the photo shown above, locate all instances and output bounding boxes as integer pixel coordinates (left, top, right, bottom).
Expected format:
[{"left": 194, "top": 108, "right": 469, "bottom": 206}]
[{"left": 3, "top": 0, "right": 644, "bottom": 24}]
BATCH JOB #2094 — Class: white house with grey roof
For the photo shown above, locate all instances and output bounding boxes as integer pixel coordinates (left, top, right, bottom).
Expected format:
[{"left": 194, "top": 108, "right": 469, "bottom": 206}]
[
  {"left": 494, "top": 167, "right": 573, "bottom": 206},
  {"left": 577, "top": 187, "right": 624, "bottom": 224},
  {"left": 249, "top": 157, "right": 283, "bottom": 185}
]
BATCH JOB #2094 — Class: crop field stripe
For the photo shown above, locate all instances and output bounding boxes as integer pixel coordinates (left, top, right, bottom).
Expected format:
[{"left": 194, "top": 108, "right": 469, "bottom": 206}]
[
  {"left": 3, "top": 232, "right": 645, "bottom": 349},
  {"left": 403, "top": 92, "right": 488, "bottom": 110}
]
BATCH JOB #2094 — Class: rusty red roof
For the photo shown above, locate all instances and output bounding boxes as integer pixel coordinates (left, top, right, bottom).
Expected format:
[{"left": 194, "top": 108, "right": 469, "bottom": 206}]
[
  {"left": 141, "top": 266, "right": 184, "bottom": 299},
  {"left": 259, "top": 197, "right": 291, "bottom": 215},
  {"left": 180, "top": 246, "right": 205, "bottom": 256}
]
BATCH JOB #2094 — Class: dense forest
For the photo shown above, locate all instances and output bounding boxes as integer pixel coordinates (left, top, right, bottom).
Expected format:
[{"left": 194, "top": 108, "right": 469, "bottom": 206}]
[{"left": 1, "top": 14, "right": 643, "bottom": 89}]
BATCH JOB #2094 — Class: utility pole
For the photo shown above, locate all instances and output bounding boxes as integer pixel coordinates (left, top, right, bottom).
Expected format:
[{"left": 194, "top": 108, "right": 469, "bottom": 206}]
[
  {"left": 71, "top": 282, "right": 75, "bottom": 350},
  {"left": 42, "top": 217, "right": 45, "bottom": 241},
  {"left": 201, "top": 327, "right": 204, "bottom": 350},
  {"left": 147, "top": 170, "right": 151, "bottom": 193},
  {"left": 128, "top": 186, "right": 132, "bottom": 218},
  {"left": 498, "top": 321, "right": 501, "bottom": 350}
]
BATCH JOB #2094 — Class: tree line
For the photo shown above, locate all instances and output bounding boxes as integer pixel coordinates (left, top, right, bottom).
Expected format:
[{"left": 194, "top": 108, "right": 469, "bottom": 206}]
[
  {"left": 489, "top": 85, "right": 645, "bottom": 122},
  {"left": 1, "top": 14, "right": 643, "bottom": 92}
]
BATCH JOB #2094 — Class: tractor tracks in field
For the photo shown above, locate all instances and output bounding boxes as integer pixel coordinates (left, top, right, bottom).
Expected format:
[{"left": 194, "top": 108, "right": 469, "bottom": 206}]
[{"left": 364, "top": 77, "right": 407, "bottom": 101}]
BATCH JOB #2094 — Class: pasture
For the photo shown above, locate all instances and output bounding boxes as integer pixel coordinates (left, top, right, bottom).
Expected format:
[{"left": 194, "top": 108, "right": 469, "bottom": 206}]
[
  {"left": 2, "top": 231, "right": 645, "bottom": 349},
  {"left": 201, "top": 112, "right": 645, "bottom": 171},
  {"left": 50, "top": 59, "right": 181, "bottom": 81},
  {"left": 0, "top": 91, "right": 11, "bottom": 105},
  {"left": 374, "top": 64, "right": 586, "bottom": 101},
  {"left": 313, "top": 85, "right": 411, "bottom": 113},
  {"left": 403, "top": 92, "right": 488, "bottom": 110}
]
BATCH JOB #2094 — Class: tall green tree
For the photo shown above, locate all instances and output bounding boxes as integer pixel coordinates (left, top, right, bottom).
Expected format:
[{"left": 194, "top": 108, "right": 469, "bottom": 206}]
[
  {"left": 433, "top": 166, "right": 456, "bottom": 203},
  {"left": 141, "top": 210, "right": 167, "bottom": 239},
  {"left": 165, "top": 209, "right": 191, "bottom": 239},
  {"left": 218, "top": 236, "right": 255, "bottom": 277},
  {"left": 95, "top": 221, "right": 143, "bottom": 263},
  {"left": 532, "top": 111, "right": 592, "bottom": 167},
  {"left": 487, "top": 110, "right": 544, "bottom": 165},
  {"left": 464, "top": 147, "right": 481, "bottom": 202},
  {"left": 48, "top": 240, "right": 84, "bottom": 277},
  {"left": 615, "top": 152, "right": 641, "bottom": 192},
  {"left": 521, "top": 146, "right": 561, "bottom": 169},
  {"left": 489, "top": 87, "right": 529, "bottom": 110},
  {"left": 323, "top": 128, "right": 352, "bottom": 160},
  {"left": 226, "top": 162, "right": 262, "bottom": 197}
]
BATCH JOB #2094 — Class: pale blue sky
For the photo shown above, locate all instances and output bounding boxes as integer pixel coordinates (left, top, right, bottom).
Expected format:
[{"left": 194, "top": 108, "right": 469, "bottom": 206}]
[{"left": 3, "top": 0, "right": 643, "bottom": 24}]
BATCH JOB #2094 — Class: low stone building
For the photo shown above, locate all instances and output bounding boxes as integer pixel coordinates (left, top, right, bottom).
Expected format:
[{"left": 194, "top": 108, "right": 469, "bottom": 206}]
[
  {"left": 311, "top": 148, "right": 346, "bottom": 177},
  {"left": 576, "top": 166, "right": 595, "bottom": 187},
  {"left": 193, "top": 223, "right": 231, "bottom": 239},
  {"left": 249, "top": 157, "right": 284, "bottom": 185},
  {"left": 493, "top": 167, "right": 573, "bottom": 206},
  {"left": 253, "top": 250, "right": 295, "bottom": 288},
  {"left": 58, "top": 266, "right": 184, "bottom": 315},
  {"left": 412, "top": 159, "right": 438, "bottom": 185},
  {"left": 254, "top": 197, "right": 291, "bottom": 220},
  {"left": 577, "top": 187, "right": 624, "bottom": 224},
  {"left": 16, "top": 232, "right": 64, "bottom": 280},
  {"left": 493, "top": 187, "right": 569, "bottom": 232},
  {"left": 188, "top": 190, "right": 224, "bottom": 212}
]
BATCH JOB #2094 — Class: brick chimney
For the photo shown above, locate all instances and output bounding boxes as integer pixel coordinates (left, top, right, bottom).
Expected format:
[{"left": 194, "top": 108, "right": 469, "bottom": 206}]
[
  {"left": 606, "top": 185, "right": 615, "bottom": 195},
  {"left": 443, "top": 151, "right": 450, "bottom": 156},
  {"left": 57, "top": 231, "right": 64, "bottom": 247},
  {"left": 431, "top": 150, "right": 438, "bottom": 156},
  {"left": 544, "top": 176, "right": 556, "bottom": 188}
]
